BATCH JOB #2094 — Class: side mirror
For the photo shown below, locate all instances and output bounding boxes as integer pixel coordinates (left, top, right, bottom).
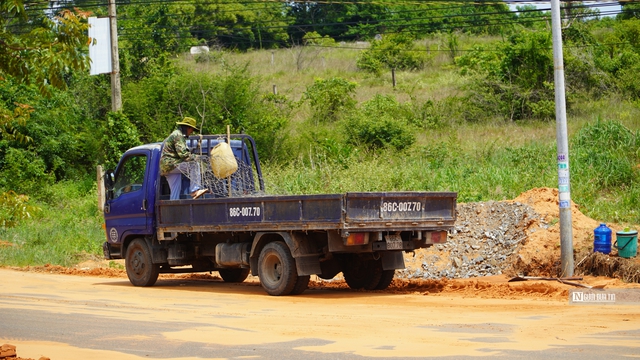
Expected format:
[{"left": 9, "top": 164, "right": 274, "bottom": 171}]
[
  {"left": 104, "top": 171, "right": 115, "bottom": 200},
  {"left": 104, "top": 171, "right": 115, "bottom": 189}
]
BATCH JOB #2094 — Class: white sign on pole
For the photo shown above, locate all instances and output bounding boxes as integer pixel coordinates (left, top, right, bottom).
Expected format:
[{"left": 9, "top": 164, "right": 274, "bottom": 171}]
[{"left": 88, "top": 17, "right": 112, "bottom": 75}]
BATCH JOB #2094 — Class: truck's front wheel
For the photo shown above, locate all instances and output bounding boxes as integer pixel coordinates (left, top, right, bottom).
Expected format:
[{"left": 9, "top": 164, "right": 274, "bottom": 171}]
[
  {"left": 258, "top": 241, "right": 298, "bottom": 296},
  {"left": 125, "top": 238, "right": 159, "bottom": 287}
]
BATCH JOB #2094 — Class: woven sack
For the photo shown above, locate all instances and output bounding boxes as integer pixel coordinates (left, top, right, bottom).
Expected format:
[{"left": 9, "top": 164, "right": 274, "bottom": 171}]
[{"left": 210, "top": 142, "right": 238, "bottom": 179}]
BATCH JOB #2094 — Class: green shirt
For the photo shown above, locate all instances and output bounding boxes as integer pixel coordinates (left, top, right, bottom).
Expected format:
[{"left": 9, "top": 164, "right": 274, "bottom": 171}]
[{"left": 160, "top": 129, "right": 196, "bottom": 176}]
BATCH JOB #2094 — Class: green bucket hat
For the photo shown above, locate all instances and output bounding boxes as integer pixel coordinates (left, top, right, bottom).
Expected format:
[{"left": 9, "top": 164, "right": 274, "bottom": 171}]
[{"left": 176, "top": 117, "right": 197, "bottom": 129}]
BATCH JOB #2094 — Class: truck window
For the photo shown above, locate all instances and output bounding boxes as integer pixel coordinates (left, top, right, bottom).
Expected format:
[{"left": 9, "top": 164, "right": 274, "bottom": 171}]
[{"left": 113, "top": 155, "right": 147, "bottom": 199}]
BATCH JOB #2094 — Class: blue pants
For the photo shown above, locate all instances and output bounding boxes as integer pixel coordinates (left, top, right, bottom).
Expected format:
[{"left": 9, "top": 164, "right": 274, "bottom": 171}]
[{"left": 166, "top": 162, "right": 202, "bottom": 200}]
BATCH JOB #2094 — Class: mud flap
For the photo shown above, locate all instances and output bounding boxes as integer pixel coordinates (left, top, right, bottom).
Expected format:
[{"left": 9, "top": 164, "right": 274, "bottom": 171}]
[
  {"left": 102, "top": 242, "right": 112, "bottom": 259},
  {"left": 295, "top": 254, "right": 322, "bottom": 276},
  {"left": 381, "top": 251, "right": 405, "bottom": 270}
]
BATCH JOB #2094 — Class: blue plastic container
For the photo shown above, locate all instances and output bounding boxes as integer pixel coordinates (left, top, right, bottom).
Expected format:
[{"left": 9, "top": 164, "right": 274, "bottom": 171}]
[{"left": 594, "top": 223, "right": 612, "bottom": 254}]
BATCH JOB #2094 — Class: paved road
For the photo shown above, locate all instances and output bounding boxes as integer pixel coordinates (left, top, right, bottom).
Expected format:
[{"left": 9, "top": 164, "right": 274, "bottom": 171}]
[{"left": 1, "top": 268, "right": 639, "bottom": 359}]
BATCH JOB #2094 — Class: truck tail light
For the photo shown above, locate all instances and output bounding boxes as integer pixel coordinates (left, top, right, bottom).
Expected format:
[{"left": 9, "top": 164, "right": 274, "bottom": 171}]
[
  {"left": 425, "top": 231, "right": 447, "bottom": 244},
  {"left": 346, "top": 232, "right": 369, "bottom": 245}
]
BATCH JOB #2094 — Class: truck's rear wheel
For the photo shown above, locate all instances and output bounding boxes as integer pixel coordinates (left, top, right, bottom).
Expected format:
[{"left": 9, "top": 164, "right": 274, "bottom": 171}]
[
  {"left": 343, "top": 256, "right": 380, "bottom": 290},
  {"left": 290, "top": 275, "right": 310, "bottom": 295},
  {"left": 258, "top": 241, "right": 298, "bottom": 296},
  {"left": 125, "top": 238, "right": 159, "bottom": 287},
  {"left": 219, "top": 268, "right": 250, "bottom": 283},
  {"left": 374, "top": 269, "right": 395, "bottom": 290}
]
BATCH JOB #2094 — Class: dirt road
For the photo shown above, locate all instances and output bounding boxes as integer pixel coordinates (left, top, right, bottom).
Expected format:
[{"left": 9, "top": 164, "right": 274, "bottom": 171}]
[{"left": 1, "top": 267, "right": 639, "bottom": 360}]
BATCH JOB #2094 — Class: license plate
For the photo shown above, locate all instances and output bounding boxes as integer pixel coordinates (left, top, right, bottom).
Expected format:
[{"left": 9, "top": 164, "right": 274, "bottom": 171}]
[{"left": 385, "top": 234, "right": 403, "bottom": 250}]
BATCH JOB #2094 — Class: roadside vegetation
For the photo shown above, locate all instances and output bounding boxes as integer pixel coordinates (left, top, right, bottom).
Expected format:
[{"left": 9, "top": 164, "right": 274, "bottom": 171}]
[{"left": 2, "top": 1, "right": 640, "bottom": 266}]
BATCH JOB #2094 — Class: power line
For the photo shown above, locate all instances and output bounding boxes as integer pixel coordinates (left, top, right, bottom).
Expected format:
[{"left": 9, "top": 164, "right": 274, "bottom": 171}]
[
  {"left": 4, "top": 0, "right": 635, "bottom": 47},
  {"left": 114, "top": 2, "right": 621, "bottom": 39},
  {"left": 21, "top": 0, "right": 629, "bottom": 15},
  {"left": 10, "top": 0, "right": 633, "bottom": 25},
  {"left": 116, "top": 7, "right": 626, "bottom": 49}
]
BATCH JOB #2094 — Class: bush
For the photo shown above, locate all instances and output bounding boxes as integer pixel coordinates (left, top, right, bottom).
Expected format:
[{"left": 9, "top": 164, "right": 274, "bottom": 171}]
[
  {"left": 304, "top": 77, "right": 357, "bottom": 123},
  {"left": 344, "top": 95, "right": 415, "bottom": 151},
  {"left": 248, "top": 93, "right": 292, "bottom": 162},
  {"left": 292, "top": 126, "right": 356, "bottom": 170},
  {"left": 0, "top": 77, "right": 97, "bottom": 181},
  {"left": 406, "top": 99, "right": 446, "bottom": 129},
  {"left": 455, "top": 30, "right": 557, "bottom": 121},
  {"left": 614, "top": 51, "right": 640, "bottom": 100},
  {"left": 100, "top": 112, "right": 142, "bottom": 170},
  {"left": 0, "top": 191, "right": 40, "bottom": 228},
  {"left": 122, "top": 71, "right": 176, "bottom": 143},
  {"left": 0, "top": 148, "right": 55, "bottom": 200},
  {"left": 303, "top": 31, "right": 336, "bottom": 46}
]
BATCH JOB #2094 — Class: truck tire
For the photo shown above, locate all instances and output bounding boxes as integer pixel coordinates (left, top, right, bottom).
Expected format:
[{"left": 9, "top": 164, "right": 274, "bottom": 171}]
[
  {"left": 373, "top": 269, "right": 395, "bottom": 290},
  {"left": 290, "top": 275, "right": 310, "bottom": 295},
  {"left": 343, "top": 256, "right": 380, "bottom": 290},
  {"left": 258, "top": 241, "right": 298, "bottom": 296},
  {"left": 219, "top": 268, "right": 250, "bottom": 283},
  {"left": 125, "top": 238, "right": 159, "bottom": 287}
]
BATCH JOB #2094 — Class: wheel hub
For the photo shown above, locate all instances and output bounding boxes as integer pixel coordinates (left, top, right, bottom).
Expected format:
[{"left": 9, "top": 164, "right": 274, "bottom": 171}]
[
  {"left": 132, "top": 250, "right": 145, "bottom": 275},
  {"left": 264, "top": 254, "right": 282, "bottom": 284}
]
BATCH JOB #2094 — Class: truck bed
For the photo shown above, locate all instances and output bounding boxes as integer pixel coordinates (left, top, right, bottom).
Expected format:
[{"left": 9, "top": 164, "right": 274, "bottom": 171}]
[{"left": 156, "top": 191, "right": 457, "bottom": 234}]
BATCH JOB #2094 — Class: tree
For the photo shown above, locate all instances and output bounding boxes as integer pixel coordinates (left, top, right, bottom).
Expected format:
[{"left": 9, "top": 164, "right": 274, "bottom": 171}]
[
  {"left": 1, "top": 0, "right": 90, "bottom": 140},
  {"left": 515, "top": 5, "right": 550, "bottom": 30},
  {"left": 356, "top": 34, "right": 426, "bottom": 75},
  {"left": 0, "top": 0, "right": 90, "bottom": 93},
  {"left": 117, "top": 0, "right": 194, "bottom": 80},
  {"left": 0, "top": 0, "right": 91, "bottom": 209},
  {"left": 190, "top": 0, "right": 290, "bottom": 50},
  {"left": 288, "top": 0, "right": 387, "bottom": 42},
  {"left": 620, "top": 2, "right": 640, "bottom": 20},
  {"left": 455, "top": 30, "right": 556, "bottom": 121}
]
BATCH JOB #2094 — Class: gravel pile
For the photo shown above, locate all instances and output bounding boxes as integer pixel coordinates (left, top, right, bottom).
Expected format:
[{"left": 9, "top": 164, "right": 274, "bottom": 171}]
[{"left": 398, "top": 201, "right": 548, "bottom": 279}]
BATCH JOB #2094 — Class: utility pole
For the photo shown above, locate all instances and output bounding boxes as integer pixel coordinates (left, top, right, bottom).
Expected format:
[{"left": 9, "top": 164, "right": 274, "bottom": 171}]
[
  {"left": 108, "top": 0, "right": 122, "bottom": 112},
  {"left": 550, "top": 0, "right": 574, "bottom": 277}
]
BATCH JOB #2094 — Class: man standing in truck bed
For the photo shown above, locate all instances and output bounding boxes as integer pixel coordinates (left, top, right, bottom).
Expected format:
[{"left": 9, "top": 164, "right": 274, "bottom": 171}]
[{"left": 160, "top": 117, "right": 208, "bottom": 200}]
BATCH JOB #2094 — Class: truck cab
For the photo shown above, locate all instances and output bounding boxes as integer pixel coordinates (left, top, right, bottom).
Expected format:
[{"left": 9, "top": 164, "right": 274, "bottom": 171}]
[{"left": 102, "top": 135, "right": 261, "bottom": 258}]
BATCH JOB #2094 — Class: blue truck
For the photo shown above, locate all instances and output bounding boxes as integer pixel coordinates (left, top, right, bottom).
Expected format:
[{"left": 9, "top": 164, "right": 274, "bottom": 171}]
[{"left": 102, "top": 134, "right": 457, "bottom": 295}]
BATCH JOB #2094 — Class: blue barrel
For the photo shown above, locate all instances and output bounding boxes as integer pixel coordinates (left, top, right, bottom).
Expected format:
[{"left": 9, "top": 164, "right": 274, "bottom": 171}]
[{"left": 594, "top": 223, "right": 612, "bottom": 254}]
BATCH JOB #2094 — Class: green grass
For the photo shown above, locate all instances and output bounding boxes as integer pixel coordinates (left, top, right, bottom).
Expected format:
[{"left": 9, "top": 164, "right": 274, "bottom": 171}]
[
  {"left": 0, "top": 181, "right": 104, "bottom": 267},
  {"left": 263, "top": 118, "right": 640, "bottom": 227}
]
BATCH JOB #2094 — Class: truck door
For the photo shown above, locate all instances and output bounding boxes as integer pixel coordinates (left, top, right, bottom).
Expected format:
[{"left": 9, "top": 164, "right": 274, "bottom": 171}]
[{"left": 104, "top": 151, "right": 153, "bottom": 245}]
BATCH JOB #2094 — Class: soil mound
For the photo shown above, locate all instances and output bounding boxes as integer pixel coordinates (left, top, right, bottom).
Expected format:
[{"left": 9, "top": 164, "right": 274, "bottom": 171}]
[{"left": 402, "top": 187, "right": 640, "bottom": 282}]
